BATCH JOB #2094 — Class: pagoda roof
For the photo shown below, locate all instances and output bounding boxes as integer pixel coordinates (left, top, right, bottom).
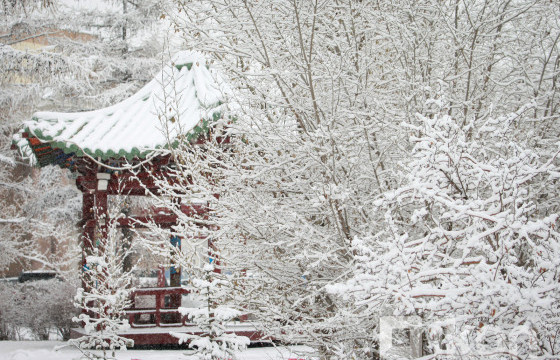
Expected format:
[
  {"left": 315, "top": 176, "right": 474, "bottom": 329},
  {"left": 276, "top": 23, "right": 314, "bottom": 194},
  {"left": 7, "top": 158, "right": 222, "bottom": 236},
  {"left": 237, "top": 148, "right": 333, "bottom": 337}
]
[{"left": 21, "top": 51, "right": 224, "bottom": 163}]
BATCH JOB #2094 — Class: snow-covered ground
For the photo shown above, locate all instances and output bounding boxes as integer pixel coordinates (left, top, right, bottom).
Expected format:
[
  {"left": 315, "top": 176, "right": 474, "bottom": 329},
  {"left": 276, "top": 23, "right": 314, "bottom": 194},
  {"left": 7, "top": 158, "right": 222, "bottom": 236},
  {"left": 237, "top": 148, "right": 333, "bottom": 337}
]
[{"left": 0, "top": 341, "right": 316, "bottom": 360}]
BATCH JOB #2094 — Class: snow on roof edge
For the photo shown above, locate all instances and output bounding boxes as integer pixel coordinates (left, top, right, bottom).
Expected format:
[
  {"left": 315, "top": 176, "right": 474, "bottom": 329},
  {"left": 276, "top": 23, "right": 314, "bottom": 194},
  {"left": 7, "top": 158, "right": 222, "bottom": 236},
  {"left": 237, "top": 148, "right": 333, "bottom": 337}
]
[{"left": 22, "top": 51, "right": 225, "bottom": 163}]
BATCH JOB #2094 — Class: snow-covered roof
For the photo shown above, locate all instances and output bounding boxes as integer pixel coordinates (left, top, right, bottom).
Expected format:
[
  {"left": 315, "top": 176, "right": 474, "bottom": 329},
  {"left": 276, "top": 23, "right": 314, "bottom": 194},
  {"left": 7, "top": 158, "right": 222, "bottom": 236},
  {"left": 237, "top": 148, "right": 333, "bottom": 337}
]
[{"left": 23, "top": 51, "right": 224, "bottom": 161}]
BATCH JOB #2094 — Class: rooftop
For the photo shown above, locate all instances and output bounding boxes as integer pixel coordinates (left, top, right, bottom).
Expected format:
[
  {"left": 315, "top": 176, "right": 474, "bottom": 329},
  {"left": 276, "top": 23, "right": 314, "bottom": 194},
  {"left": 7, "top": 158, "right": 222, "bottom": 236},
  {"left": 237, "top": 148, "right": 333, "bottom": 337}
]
[{"left": 20, "top": 51, "right": 224, "bottom": 164}]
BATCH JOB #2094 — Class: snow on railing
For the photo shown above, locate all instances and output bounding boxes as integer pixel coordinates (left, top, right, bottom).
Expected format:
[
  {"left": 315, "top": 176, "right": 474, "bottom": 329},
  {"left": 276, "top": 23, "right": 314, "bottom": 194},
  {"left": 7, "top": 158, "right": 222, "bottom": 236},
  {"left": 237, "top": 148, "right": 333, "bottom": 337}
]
[{"left": 125, "top": 287, "right": 190, "bottom": 328}]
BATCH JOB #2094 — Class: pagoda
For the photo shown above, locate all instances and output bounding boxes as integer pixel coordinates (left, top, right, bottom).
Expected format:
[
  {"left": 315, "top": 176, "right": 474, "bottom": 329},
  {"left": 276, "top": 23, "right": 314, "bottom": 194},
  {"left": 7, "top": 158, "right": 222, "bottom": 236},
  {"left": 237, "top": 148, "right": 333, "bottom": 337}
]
[{"left": 13, "top": 52, "right": 258, "bottom": 345}]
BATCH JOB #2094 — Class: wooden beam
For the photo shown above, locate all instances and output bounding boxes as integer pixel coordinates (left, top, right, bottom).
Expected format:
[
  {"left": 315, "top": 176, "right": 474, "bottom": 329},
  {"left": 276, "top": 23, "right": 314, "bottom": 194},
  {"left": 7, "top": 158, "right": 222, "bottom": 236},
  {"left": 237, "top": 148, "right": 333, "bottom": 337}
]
[
  {"left": 116, "top": 214, "right": 178, "bottom": 229},
  {"left": 115, "top": 204, "right": 208, "bottom": 228},
  {"left": 76, "top": 172, "right": 192, "bottom": 196}
]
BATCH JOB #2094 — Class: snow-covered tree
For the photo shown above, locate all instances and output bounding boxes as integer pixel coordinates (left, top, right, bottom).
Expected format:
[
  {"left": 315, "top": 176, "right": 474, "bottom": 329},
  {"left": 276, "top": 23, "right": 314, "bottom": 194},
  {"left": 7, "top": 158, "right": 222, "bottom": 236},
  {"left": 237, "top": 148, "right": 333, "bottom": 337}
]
[
  {"left": 0, "top": 275, "right": 79, "bottom": 340},
  {"left": 1, "top": 0, "right": 168, "bottom": 276},
  {"left": 1, "top": 0, "right": 165, "bottom": 125},
  {"left": 162, "top": 1, "right": 400, "bottom": 355},
  {"left": 70, "top": 211, "right": 135, "bottom": 359},
  {"left": 326, "top": 2, "right": 560, "bottom": 357},
  {"left": 0, "top": 162, "right": 81, "bottom": 275},
  {"left": 141, "top": 138, "right": 251, "bottom": 359},
  {"left": 329, "top": 99, "right": 560, "bottom": 358},
  {"left": 160, "top": 0, "right": 560, "bottom": 358},
  {"left": 171, "top": 257, "right": 250, "bottom": 360}
]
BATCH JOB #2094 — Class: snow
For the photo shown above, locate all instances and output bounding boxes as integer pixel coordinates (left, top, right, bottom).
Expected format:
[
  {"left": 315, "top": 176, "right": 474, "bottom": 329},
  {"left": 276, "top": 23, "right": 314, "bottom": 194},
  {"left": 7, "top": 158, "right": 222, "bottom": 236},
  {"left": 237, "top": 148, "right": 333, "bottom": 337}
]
[
  {"left": 57, "top": 0, "right": 121, "bottom": 13},
  {"left": 24, "top": 51, "right": 224, "bottom": 160},
  {"left": 0, "top": 341, "right": 316, "bottom": 360},
  {"left": 0, "top": 154, "right": 15, "bottom": 166}
]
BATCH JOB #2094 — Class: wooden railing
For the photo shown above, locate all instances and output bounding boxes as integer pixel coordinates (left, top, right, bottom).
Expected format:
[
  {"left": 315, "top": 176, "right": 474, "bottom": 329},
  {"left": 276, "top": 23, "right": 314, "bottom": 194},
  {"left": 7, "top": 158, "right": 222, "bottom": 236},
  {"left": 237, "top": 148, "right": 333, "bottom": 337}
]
[{"left": 125, "top": 287, "right": 190, "bottom": 328}]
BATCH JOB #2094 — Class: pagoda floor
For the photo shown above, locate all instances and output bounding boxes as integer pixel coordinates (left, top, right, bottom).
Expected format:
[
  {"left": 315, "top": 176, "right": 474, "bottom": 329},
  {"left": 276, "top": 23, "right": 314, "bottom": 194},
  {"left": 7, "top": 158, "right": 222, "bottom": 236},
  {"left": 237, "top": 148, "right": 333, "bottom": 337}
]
[{"left": 70, "top": 323, "right": 268, "bottom": 346}]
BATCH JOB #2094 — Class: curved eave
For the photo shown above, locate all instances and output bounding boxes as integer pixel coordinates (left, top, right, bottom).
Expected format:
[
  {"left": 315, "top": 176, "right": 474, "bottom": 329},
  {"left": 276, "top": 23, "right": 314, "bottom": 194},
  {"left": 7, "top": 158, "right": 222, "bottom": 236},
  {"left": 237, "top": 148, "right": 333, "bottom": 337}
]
[{"left": 24, "top": 111, "right": 221, "bottom": 163}]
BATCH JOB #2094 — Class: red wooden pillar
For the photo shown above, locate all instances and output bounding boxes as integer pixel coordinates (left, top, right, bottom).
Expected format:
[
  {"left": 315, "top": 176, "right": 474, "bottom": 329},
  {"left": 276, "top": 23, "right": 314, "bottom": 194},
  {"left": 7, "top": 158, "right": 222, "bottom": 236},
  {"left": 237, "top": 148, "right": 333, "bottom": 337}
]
[
  {"left": 95, "top": 173, "right": 110, "bottom": 250},
  {"left": 95, "top": 191, "right": 108, "bottom": 247},
  {"left": 81, "top": 192, "right": 95, "bottom": 269},
  {"left": 81, "top": 191, "right": 95, "bottom": 319},
  {"left": 93, "top": 173, "right": 110, "bottom": 329},
  {"left": 155, "top": 293, "right": 162, "bottom": 326}
]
